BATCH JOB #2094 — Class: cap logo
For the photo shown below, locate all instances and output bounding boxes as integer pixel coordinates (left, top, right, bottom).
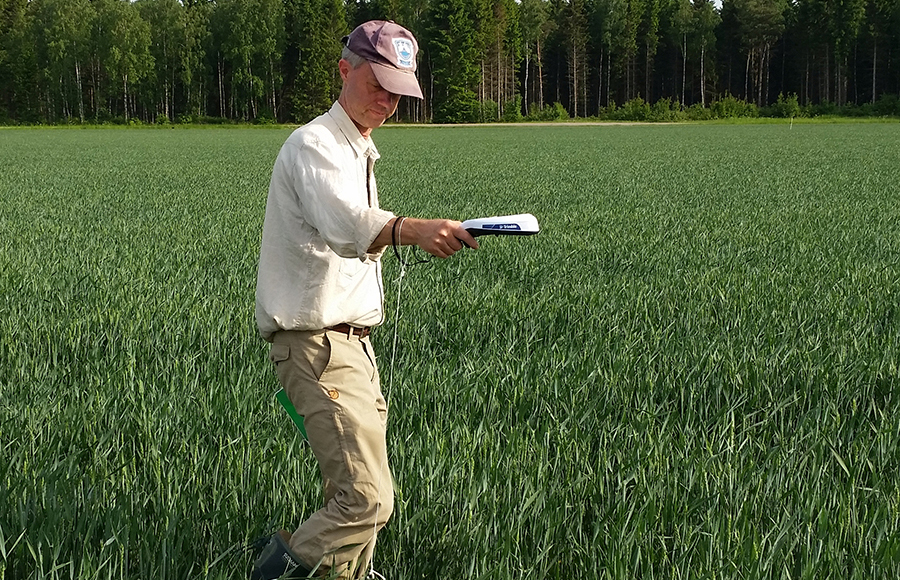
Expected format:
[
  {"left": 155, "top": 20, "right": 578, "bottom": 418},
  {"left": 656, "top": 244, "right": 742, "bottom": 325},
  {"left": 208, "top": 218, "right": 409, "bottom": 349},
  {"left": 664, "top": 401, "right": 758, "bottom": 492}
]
[{"left": 392, "top": 38, "right": 414, "bottom": 69}]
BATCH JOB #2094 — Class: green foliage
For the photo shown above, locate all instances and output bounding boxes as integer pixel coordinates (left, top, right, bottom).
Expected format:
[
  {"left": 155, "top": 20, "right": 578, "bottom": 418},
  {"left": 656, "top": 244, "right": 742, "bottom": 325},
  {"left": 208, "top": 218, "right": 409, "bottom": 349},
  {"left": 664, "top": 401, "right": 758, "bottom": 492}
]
[
  {"left": 711, "top": 93, "right": 759, "bottom": 118},
  {"left": 523, "top": 101, "right": 569, "bottom": 121},
  {"left": 93, "top": 0, "right": 154, "bottom": 121},
  {"left": 435, "top": 86, "right": 480, "bottom": 123},
  {"left": 596, "top": 101, "right": 617, "bottom": 119},
  {"left": 30, "top": 0, "right": 94, "bottom": 122},
  {"left": 428, "top": 0, "right": 482, "bottom": 124},
  {"left": 804, "top": 100, "right": 841, "bottom": 117},
  {"left": 501, "top": 95, "right": 524, "bottom": 122},
  {"left": 769, "top": 92, "right": 801, "bottom": 118},
  {"left": 551, "top": 101, "right": 569, "bottom": 120},
  {"left": 649, "top": 97, "right": 684, "bottom": 121},
  {"left": 615, "top": 96, "right": 651, "bottom": 121},
  {"left": 282, "top": 0, "right": 343, "bottom": 123},
  {"left": 685, "top": 102, "right": 713, "bottom": 120},
  {"left": 94, "top": 106, "right": 112, "bottom": 123},
  {"left": 136, "top": 0, "right": 184, "bottom": 121},
  {"left": 479, "top": 98, "right": 498, "bottom": 122},
  {"left": 255, "top": 110, "right": 276, "bottom": 125},
  {"left": 602, "top": 97, "right": 711, "bottom": 122},
  {"left": 840, "top": 102, "right": 876, "bottom": 117},
  {"left": 874, "top": 94, "right": 900, "bottom": 116},
  {"left": 1, "top": 0, "right": 900, "bottom": 125},
  {"left": 210, "top": 0, "right": 285, "bottom": 121}
]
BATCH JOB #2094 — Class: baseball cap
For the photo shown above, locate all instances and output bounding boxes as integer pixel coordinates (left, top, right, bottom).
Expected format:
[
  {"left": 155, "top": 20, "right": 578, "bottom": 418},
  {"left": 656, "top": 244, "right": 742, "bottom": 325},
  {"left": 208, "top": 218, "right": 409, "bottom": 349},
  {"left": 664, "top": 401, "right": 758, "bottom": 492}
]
[{"left": 342, "top": 21, "right": 424, "bottom": 99}]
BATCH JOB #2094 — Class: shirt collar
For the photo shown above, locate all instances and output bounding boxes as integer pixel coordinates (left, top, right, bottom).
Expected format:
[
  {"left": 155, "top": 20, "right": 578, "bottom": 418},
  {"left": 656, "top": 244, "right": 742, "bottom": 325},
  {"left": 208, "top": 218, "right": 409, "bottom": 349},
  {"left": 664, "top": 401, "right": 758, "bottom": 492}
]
[{"left": 328, "top": 101, "right": 380, "bottom": 161}]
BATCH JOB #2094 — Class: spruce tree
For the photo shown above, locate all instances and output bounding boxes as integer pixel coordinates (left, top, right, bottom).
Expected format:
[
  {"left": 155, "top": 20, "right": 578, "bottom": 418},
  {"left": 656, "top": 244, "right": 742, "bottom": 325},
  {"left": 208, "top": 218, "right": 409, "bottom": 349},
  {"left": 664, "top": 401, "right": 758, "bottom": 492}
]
[{"left": 428, "top": 0, "right": 481, "bottom": 123}]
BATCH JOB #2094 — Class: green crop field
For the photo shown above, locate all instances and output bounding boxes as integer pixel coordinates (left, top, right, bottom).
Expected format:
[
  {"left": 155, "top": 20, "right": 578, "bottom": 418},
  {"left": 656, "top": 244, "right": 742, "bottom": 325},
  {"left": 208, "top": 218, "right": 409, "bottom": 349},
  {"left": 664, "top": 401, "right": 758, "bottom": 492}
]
[{"left": 1, "top": 122, "right": 899, "bottom": 580}]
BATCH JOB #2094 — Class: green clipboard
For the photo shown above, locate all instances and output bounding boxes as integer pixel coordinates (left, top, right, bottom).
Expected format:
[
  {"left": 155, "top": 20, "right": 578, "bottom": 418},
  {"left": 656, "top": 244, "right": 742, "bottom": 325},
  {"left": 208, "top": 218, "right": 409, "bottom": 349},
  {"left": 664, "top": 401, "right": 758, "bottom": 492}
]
[{"left": 275, "top": 388, "right": 309, "bottom": 442}]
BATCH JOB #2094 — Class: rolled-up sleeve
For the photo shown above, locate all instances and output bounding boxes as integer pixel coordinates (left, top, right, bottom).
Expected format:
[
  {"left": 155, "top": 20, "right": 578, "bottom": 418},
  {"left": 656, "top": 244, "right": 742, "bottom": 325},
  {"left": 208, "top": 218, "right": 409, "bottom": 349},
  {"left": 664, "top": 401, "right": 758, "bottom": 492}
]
[{"left": 291, "top": 137, "right": 394, "bottom": 262}]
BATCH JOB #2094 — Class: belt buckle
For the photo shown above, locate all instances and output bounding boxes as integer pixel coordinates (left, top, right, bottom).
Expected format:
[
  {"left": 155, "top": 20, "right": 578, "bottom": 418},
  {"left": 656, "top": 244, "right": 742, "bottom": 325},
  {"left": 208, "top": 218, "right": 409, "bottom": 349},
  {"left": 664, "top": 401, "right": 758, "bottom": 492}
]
[{"left": 330, "top": 324, "right": 369, "bottom": 339}]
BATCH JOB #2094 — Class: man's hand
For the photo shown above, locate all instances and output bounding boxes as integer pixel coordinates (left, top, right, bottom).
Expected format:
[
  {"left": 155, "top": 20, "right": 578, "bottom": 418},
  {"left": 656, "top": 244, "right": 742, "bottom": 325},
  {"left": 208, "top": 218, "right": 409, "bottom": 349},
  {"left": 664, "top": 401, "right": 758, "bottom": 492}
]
[
  {"left": 406, "top": 218, "right": 479, "bottom": 258},
  {"left": 369, "top": 217, "right": 479, "bottom": 257}
]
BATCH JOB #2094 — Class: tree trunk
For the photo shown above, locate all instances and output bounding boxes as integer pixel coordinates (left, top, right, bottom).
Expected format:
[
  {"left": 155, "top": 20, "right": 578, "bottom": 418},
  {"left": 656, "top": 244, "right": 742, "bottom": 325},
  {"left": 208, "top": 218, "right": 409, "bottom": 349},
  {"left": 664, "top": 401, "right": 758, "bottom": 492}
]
[
  {"left": 537, "top": 38, "right": 544, "bottom": 110},
  {"left": 836, "top": 57, "right": 841, "bottom": 106},
  {"left": 626, "top": 54, "right": 631, "bottom": 101},
  {"left": 606, "top": 50, "right": 611, "bottom": 107},
  {"left": 249, "top": 63, "right": 256, "bottom": 120},
  {"left": 164, "top": 37, "right": 170, "bottom": 121},
  {"left": 872, "top": 38, "right": 877, "bottom": 104},
  {"left": 583, "top": 46, "right": 587, "bottom": 116},
  {"left": 632, "top": 54, "right": 636, "bottom": 101},
  {"left": 61, "top": 75, "right": 69, "bottom": 120},
  {"left": 497, "top": 35, "right": 502, "bottom": 119},
  {"left": 123, "top": 73, "right": 129, "bottom": 121},
  {"left": 270, "top": 56, "right": 277, "bottom": 117},
  {"left": 91, "top": 58, "right": 98, "bottom": 119},
  {"left": 555, "top": 49, "right": 560, "bottom": 105},
  {"left": 700, "top": 42, "right": 706, "bottom": 107},
  {"left": 524, "top": 40, "right": 530, "bottom": 116},
  {"left": 218, "top": 54, "right": 225, "bottom": 118},
  {"left": 598, "top": 46, "right": 603, "bottom": 114},
  {"left": 745, "top": 51, "right": 751, "bottom": 102},
  {"left": 759, "top": 44, "right": 765, "bottom": 106},
  {"left": 571, "top": 36, "right": 577, "bottom": 117},
  {"left": 682, "top": 33, "right": 686, "bottom": 107},
  {"left": 804, "top": 52, "right": 809, "bottom": 105},
  {"left": 75, "top": 60, "right": 84, "bottom": 123}
]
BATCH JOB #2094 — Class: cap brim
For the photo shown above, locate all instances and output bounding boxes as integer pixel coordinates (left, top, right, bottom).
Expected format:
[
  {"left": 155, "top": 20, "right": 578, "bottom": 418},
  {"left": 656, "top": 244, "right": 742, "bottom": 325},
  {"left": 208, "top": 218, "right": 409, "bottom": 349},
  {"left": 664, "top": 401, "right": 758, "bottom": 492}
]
[{"left": 370, "top": 62, "right": 423, "bottom": 99}]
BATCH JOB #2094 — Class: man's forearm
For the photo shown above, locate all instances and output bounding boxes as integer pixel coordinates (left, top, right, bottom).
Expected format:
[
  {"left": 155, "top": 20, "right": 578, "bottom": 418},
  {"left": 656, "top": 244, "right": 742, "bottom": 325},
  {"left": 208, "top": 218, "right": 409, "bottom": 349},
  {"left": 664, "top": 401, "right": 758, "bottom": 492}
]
[{"left": 368, "top": 217, "right": 478, "bottom": 258}]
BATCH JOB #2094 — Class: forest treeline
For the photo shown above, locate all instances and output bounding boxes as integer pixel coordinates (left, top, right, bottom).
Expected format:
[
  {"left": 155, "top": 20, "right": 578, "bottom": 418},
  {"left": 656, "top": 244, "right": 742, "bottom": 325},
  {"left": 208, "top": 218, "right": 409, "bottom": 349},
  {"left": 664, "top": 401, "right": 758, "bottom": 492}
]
[{"left": 1, "top": 0, "right": 899, "bottom": 125}]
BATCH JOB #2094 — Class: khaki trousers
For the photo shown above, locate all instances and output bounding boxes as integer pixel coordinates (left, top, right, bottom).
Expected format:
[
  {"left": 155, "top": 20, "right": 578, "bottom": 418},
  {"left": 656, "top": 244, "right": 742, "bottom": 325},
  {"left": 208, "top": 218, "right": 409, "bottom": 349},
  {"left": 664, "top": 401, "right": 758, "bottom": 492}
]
[{"left": 269, "top": 329, "right": 393, "bottom": 579}]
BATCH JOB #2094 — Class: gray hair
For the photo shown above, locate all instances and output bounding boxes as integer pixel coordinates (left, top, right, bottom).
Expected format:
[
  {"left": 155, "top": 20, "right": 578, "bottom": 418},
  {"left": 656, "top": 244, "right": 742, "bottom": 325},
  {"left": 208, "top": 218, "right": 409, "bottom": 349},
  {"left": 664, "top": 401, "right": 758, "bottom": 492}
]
[{"left": 341, "top": 46, "right": 367, "bottom": 69}]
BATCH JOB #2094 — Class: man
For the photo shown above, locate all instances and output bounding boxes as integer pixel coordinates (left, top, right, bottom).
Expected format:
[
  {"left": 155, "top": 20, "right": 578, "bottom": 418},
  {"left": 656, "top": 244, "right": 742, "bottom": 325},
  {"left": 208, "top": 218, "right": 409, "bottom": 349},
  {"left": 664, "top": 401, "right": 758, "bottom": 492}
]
[{"left": 252, "top": 20, "right": 478, "bottom": 580}]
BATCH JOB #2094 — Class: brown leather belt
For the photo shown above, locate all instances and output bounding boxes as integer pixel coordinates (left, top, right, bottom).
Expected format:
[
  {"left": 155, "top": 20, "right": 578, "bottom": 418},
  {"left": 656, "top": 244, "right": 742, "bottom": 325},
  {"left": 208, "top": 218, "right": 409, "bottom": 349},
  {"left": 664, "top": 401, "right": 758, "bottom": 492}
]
[{"left": 326, "top": 323, "right": 371, "bottom": 338}]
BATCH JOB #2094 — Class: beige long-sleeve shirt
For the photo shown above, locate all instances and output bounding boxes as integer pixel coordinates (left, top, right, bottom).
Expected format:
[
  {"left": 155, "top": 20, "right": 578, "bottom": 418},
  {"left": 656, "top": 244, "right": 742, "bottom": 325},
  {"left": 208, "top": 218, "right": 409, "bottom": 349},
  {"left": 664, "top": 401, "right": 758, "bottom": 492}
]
[{"left": 255, "top": 102, "right": 395, "bottom": 341}]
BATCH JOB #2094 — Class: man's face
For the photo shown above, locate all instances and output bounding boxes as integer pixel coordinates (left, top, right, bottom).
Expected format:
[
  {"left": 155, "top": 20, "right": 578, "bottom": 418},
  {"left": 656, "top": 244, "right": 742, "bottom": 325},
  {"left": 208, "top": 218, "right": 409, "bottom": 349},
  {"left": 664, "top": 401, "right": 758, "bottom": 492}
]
[{"left": 339, "top": 59, "right": 401, "bottom": 136}]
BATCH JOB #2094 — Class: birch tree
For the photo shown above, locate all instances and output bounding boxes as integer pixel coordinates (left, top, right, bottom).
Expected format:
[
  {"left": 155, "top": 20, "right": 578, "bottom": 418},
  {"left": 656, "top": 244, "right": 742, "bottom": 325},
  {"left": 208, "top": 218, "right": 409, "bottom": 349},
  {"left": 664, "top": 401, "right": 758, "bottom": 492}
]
[
  {"left": 32, "top": 0, "right": 92, "bottom": 122},
  {"left": 520, "top": 0, "right": 551, "bottom": 114},
  {"left": 136, "top": 0, "right": 183, "bottom": 121},
  {"left": 693, "top": 0, "right": 719, "bottom": 107},
  {"left": 564, "top": 0, "right": 590, "bottom": 116},
  {"left": 828, "top": 0, "right": 866, "bottom": 105},
  {"left": 670, "top": 0, "right": 692, "bottom": 105},
  {"left": 93, "top": 0, "right": 153, "bottom": 121},
  {"left": 730, "top": 0, "right": 786, "bottom": 106}
]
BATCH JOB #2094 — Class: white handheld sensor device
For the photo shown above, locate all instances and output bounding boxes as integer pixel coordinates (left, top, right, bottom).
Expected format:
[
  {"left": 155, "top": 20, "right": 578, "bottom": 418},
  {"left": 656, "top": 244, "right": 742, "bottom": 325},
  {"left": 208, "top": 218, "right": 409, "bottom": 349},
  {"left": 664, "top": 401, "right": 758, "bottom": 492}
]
[{"left": 460, "top": 213, "right": 540, "bottom": 237}]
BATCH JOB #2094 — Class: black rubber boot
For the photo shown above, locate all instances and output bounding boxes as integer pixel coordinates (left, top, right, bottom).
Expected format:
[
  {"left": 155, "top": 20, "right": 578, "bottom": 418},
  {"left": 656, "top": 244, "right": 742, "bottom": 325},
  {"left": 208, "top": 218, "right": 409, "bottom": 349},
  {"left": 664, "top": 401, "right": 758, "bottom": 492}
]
[{"left": 250, "top": 530, "right": 313, "bottom": 580}]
